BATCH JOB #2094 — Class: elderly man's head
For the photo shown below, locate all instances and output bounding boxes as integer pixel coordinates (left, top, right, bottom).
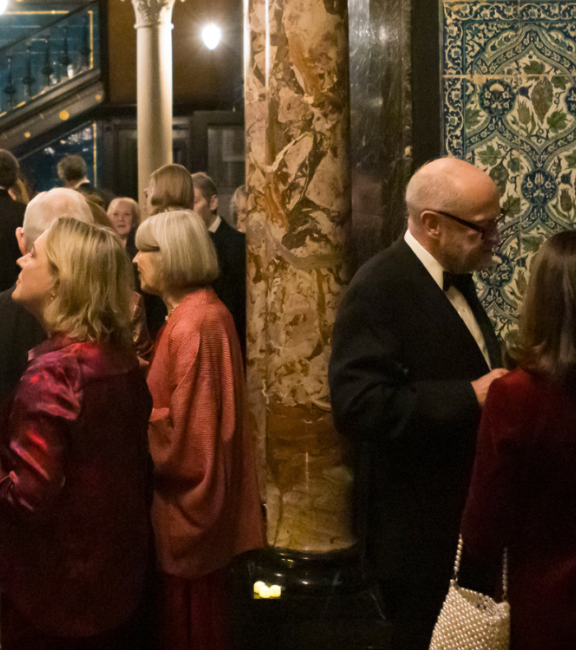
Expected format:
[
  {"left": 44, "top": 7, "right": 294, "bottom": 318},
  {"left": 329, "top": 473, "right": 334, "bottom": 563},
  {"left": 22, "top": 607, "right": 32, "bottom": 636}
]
[
  {"left": 17, "top": 188, "right": 94, "bottom": 254},
  {"left": 406, "top": 158, "right": 501, "bottom": 274}
]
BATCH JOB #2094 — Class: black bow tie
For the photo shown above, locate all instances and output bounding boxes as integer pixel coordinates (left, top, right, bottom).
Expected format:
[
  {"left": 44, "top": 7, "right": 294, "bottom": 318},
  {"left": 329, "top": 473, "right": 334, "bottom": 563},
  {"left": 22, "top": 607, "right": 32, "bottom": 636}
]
[{"left": 443, "top": 271, "right": 473, "bottom": 294}]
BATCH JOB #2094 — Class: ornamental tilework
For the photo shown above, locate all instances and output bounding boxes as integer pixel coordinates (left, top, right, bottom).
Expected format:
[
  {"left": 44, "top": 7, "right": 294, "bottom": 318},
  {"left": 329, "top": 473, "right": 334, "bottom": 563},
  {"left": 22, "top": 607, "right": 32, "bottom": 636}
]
[{"left": 442, "top": 0, "right": 576, "bottom": 341}]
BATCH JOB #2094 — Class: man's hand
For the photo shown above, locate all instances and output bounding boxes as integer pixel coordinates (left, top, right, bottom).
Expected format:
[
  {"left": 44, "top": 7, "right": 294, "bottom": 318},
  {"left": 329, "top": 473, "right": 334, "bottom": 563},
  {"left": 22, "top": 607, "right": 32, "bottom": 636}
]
[{"left": 471, "top": 368, "right": 509, "bottom": 406}]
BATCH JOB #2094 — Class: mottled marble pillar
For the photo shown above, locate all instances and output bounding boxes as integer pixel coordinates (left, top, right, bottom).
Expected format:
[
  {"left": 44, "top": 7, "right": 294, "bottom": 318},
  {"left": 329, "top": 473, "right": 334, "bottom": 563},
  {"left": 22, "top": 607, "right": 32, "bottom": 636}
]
[{"left": 244, "top": 0, "right": 355, "bottom": 552}]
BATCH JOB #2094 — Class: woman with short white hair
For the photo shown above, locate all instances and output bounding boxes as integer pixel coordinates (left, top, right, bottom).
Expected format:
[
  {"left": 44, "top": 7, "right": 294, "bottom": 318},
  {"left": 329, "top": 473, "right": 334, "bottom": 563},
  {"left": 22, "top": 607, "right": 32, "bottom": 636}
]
[{"left": 134, "top": 210, "right": 263, "bottom": 650}]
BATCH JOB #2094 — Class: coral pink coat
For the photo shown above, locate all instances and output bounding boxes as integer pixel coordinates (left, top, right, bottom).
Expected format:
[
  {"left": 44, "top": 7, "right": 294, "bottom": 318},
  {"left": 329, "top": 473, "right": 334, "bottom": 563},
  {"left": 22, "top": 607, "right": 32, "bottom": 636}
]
[{"left": 147, "top": 288, "right": 264, "bottom": 579}]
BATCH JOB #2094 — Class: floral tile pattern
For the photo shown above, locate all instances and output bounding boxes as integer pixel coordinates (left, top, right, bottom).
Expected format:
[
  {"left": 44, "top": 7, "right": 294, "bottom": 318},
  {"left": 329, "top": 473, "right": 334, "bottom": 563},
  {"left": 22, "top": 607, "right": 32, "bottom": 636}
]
[{"left": 442, "top": 0, "right": 576, "bottom": 341}]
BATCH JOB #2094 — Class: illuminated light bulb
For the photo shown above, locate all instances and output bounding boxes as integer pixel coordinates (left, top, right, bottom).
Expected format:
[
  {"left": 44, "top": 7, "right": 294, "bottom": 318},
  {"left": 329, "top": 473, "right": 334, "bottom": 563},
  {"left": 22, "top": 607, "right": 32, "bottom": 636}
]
[
  {"left": 258, "top": 585, "right": 271, "bottom": 598},
  {"left": 0, "top": 0, "right": 8, "bottom": 15},
  {"left": 253, "top": 581, "right": 265, "bottom": 595},
  {"left": 201, "top": 24, "right": 222, "bottom": 50},
  {"left": 269, "top": 585, "right": 281, "bottom": 598}
]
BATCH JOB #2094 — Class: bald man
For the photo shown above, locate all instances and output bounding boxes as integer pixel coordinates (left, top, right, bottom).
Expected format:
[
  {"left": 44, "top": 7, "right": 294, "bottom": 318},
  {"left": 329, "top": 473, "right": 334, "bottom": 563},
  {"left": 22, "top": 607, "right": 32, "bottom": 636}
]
[
  {"left": 329, "top": 158, "right": 507, "bottom": 650},
  {"left": 0, "top": 189, "right": 93, "bottom": 406}
]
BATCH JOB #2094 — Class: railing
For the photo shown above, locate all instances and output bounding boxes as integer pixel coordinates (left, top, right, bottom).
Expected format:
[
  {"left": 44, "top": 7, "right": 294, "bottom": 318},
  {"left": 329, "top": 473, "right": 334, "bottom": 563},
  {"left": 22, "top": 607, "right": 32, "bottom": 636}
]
[{"left": 0, "top": 1, "right": 99, "bottom": 118}]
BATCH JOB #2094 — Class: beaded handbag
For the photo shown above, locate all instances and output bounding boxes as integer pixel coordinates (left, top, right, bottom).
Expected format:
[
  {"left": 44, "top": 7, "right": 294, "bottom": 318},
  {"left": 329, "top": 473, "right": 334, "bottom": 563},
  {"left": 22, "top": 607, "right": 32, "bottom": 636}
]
[{"left": 429, "top": 536, "right": 510, "bottom": 650}]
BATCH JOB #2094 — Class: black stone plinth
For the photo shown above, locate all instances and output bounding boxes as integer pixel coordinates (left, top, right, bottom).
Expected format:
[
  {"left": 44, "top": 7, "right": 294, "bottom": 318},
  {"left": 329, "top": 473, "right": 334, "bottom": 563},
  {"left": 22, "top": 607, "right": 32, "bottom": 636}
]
[{"left": 229, "top": 547, "right": 391, "bottom": 650}]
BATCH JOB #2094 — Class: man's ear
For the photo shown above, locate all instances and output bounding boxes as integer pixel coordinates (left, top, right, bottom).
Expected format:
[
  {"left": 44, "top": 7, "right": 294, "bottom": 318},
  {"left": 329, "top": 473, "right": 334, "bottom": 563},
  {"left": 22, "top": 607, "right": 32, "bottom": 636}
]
[
  {"left": 420, "top": 210, "right": 441, "bottom": 239},
  {"left": 210, "top": 194, "right": 218, "bottom": 214},
  {"left": 15, "top": 227, "right": 27, "bottom": 256}
]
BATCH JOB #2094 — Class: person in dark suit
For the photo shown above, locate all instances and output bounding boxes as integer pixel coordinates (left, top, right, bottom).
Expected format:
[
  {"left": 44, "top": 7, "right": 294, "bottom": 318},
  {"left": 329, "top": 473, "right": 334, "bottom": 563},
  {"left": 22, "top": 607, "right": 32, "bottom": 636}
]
[
  {"left": 0, "top": 150, "right": 26, "bottom": 293},
  {"left": 192, "top": 172, "right": 246, "bottom": 359},
  {"left": 329, "top": 157, "right": 507, "bottom": 650},
  {"left": 0, "top": 189, "right": 94, "bottom": 409},
  {"left": 461, "top": 230, "right": 576, "bottom": 650}
]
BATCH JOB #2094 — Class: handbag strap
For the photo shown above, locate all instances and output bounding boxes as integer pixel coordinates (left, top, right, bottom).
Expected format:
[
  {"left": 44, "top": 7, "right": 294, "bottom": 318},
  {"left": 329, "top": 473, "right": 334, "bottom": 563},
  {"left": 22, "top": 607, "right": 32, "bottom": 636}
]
[{"left": 453, "top": 535, "right": 508, "bottom": 601}]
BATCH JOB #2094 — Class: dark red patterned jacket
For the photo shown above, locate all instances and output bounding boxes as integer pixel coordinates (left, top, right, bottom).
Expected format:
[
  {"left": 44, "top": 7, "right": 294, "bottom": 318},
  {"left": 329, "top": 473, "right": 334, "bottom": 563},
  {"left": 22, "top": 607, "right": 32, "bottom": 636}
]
[{"left": 0, "top": 335, "right": 152, "bottom": 637}]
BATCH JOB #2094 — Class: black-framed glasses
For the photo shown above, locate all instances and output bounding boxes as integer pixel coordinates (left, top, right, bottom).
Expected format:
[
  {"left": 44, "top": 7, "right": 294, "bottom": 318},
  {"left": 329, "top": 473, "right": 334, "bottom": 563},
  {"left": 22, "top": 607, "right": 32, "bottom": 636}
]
[{"left": 429, "top": 209, "right": 504, "bottom": 238}]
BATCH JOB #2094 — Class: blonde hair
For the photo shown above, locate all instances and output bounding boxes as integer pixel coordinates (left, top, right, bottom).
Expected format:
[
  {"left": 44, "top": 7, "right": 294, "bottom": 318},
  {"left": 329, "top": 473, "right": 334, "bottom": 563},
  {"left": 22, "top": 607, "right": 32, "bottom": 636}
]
[
  {"left": 108, "top": 197, "right": 141, "bottom": 228},
  {"left": 44, "top": 218, "right": 134, "bottom": 348},
  {"left": 135, "top": 210, "right": 218, "bottom": 290},
  {"left": 148, "top": 164, "right": 194, "bottom": 216}
]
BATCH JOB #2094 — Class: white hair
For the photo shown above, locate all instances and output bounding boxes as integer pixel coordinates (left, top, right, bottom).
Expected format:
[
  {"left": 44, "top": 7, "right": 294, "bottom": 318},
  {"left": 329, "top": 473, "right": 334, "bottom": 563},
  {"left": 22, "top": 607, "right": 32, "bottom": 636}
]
[{"left": 23, "top": 188, "right": 93, "bottom": 248}]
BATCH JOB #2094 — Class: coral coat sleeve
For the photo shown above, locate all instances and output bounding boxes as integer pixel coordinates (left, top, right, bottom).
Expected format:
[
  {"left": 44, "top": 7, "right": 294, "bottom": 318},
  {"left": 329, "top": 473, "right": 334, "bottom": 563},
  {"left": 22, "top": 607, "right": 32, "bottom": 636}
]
[{"left": 148, "top": 323, "right": 229, "bottom": 530}]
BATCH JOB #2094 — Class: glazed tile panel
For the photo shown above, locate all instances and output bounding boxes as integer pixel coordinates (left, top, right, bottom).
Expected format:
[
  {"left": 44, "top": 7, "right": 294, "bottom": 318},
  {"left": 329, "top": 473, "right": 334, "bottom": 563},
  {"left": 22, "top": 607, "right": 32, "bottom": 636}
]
[{"left": 442, "top": 1, "right": 576, "bottom": 341}]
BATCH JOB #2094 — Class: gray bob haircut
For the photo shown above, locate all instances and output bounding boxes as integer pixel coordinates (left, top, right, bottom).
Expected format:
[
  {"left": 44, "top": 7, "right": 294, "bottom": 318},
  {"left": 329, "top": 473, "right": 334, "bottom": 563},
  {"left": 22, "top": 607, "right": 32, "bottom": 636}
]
[
  {"left": 135, "top": 210, "right": 219, "bottom": 290},
  {"left": 23, "top": 188, "right": 94, "bottom": 248}
]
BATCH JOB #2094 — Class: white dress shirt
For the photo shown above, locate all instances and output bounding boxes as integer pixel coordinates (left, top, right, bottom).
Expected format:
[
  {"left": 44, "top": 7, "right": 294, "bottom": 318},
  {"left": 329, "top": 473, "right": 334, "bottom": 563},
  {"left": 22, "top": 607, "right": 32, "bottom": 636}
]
[
  {"left": 404, "top": 229, "right": 491, "bottom": 369},
  {"left": 208, "top": 215, "right": 221, "bottom": 233}
]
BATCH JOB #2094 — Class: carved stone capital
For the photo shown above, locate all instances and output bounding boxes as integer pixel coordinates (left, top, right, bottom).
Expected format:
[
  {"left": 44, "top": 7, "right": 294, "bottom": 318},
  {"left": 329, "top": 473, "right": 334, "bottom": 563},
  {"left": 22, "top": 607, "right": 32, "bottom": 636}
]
[{"left": 123, "top": 0, "right": 184, "bottom": 28}]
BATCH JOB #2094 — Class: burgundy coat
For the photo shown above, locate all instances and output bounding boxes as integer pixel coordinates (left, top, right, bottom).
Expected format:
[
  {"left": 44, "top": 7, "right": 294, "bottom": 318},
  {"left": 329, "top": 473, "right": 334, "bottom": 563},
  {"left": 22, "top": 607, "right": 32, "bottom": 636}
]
[
  {"left": 0, "top": 336, "right": 152, "bottom": 638},
  {"left": 461, "top": 368, "right": 576, "bottom": 650}
]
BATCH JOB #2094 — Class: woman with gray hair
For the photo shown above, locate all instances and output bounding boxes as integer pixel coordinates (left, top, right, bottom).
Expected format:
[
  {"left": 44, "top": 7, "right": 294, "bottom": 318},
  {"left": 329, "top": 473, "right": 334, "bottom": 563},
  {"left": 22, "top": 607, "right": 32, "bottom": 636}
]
[{"left": 134, "top": 210, "right": 263, "bottom": 650}]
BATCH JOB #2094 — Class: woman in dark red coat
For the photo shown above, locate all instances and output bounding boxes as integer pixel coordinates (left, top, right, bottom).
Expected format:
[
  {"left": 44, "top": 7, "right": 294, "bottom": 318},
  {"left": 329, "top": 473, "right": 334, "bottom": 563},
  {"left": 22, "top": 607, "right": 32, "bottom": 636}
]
[
  {"left": 1, "top": 218, "right": 152, "bottom": 650},
  {"left": 461, "top": 230, "right": 576, "bottom": 650}
]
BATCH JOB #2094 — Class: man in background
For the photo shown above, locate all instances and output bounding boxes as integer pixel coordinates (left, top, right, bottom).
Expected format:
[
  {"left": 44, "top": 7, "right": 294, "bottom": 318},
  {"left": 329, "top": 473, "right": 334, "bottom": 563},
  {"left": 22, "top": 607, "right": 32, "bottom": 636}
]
[
  {"left": 0, "top": 150, "right": 26, "bottom": 293},
  {"left": 57, "top": 154, "right": 93, "bottom": 193},
  {"left": 192, "top": 172, "right": 246, "bottom": 359}
]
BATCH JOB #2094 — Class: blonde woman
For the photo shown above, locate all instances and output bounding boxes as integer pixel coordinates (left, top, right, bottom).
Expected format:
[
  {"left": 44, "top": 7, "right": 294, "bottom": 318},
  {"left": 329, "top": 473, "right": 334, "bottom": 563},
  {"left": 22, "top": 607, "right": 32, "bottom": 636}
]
[
  {"left": 145, "top": 164, "right": 194, "bottom": 217},
  {"left": 134, "top": 210, "right": 263, "bottom": 650},
  {"left": 1, "top": 218, "right": 152, "bottom": 650}
]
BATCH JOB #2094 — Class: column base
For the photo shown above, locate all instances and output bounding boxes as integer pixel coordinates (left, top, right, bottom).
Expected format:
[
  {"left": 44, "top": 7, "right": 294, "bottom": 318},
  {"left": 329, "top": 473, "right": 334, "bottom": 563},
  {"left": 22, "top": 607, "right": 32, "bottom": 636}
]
[{"left": 229, "top": 547, "right": 391, "bottom": 650}]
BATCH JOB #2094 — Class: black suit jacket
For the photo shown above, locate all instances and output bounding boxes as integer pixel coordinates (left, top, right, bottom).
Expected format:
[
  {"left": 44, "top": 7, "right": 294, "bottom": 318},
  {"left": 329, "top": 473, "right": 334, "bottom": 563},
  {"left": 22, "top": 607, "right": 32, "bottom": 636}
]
[
  {"left": 0, "top": 287, "right": 46, "bottom": 408},
  {"left": 210, "top": 219, "right": 246, "bottom": 359},
  {"left": 329, "top": 239, "right": 501, "bottom": 590},
  {"left": 0, "top": 191, "right": 26, "bottom": 293}
]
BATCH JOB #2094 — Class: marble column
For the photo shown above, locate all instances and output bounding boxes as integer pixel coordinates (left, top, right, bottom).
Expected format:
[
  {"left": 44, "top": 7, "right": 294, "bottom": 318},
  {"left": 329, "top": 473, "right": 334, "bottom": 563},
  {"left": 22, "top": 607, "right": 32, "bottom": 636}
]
[
  {"left": 124, "top": 0, "right": 183, "bottom": 206},
  {"left": 244, "top": 0, "right": 355, "bottom": 553}
]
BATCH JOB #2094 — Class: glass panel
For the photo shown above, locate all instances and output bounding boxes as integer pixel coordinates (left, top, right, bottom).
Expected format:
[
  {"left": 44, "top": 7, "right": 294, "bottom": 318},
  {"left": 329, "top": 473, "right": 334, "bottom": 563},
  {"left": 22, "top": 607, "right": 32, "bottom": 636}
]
[
  {"left": 0, "top": 1, "right": 99, "bottom": 116},
  {"left": 19, "top": 121, "right": 98, "bottom": 194}
]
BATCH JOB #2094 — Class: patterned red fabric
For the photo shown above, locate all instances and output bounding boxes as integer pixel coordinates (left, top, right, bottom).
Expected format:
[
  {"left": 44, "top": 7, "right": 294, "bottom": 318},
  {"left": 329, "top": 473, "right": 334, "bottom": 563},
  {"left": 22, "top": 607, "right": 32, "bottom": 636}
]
[
  {"left": 147, "top": 287, "right": 264, "bottom": 579},
  {"left": 0, "top": 335, "right": 152, "bottom": 638}
]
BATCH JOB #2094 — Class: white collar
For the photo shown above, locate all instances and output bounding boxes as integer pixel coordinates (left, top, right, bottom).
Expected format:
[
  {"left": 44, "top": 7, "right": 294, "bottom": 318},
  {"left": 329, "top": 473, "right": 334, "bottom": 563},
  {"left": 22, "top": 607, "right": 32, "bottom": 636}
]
[
  {"left": 404, "top": 229, "right": 445, "bottom": 290},
  {"left": 208, "top": 215, "right": 221, "bottom": 233}
]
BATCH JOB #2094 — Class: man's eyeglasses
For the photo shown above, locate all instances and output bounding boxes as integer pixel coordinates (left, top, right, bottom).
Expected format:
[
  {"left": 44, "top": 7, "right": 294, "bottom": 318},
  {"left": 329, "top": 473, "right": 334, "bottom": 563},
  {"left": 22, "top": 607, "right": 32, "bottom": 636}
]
[{"left": 428, "top": 209, "right": 504, "bottom": 239}]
